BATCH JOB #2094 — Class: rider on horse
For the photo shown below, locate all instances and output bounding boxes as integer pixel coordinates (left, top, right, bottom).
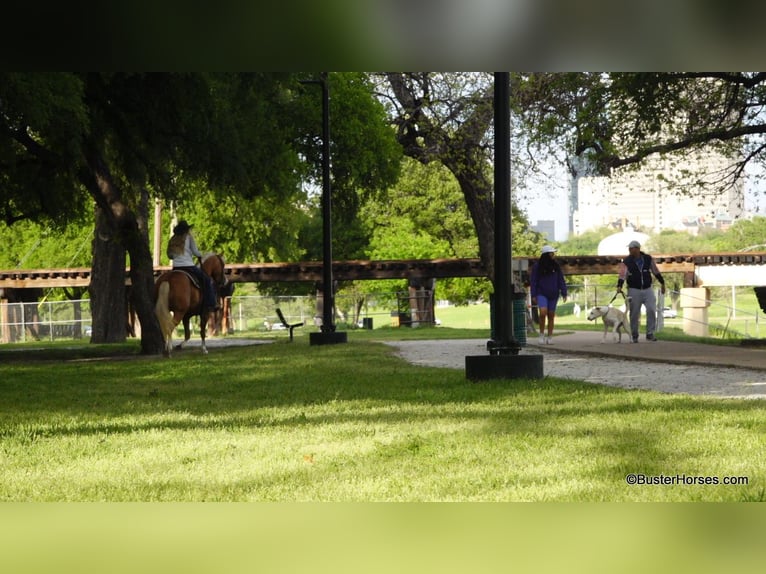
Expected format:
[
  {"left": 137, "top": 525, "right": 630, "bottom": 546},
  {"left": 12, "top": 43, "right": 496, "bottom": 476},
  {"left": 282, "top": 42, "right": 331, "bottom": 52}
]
[{"left": 167, "top": 220, "right": 220, "bottom": 313}]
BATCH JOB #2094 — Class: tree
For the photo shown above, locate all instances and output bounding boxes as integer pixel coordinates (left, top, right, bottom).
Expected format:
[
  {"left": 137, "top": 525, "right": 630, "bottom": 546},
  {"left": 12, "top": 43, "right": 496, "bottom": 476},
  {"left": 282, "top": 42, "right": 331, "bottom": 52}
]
[
  {"left": 81, "top": 73, "right": 310, "bottom": 351},
  {"left": 555, "top": 226, "right": 614, "bottom": 256},
  {"left": 710, "top": 216, "right": 766, "bottom": 251},
  {"left": 650, "top": 229, "right": 718, "bottom": 254},
  {"left": 296, "top": 73, "right": 402, "bottom": 264},
  {"left": 2, "top": 73, "right": 402, "bottom": 352},
  {"left": 1, "top": 73, "right": 306, "bottom": 352},
  {"left": 515, "top": 72, "right": 766, "bottom": 197},
  {"left": 0, "top": 218, "right": 92, "bottom": 271},
  {"left": 377, "top": 73, "right": 545, "bottom": 286}
]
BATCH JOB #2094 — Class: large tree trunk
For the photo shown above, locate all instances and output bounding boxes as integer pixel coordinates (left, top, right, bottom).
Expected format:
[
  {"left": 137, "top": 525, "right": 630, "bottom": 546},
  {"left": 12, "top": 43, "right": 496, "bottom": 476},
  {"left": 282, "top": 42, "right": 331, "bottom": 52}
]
[
  {"left": 126, "top": 186, "right": 165, "bottom": 355},
  {"left": 80, "top": 142, "right": 165, "bottom": 354},
  {"left": 89, "top": 206, "right": 128, "bottom": 343},
  {"left": 452, "top": 171, "right": 495, "bottom": 282}
]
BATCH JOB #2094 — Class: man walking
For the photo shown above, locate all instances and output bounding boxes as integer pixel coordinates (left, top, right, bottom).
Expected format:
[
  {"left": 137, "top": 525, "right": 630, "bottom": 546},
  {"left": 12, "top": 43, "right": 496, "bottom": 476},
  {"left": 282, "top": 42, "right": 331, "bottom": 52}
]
[{"left": 616, "top": 240, "right": 666, "bottom": 342}]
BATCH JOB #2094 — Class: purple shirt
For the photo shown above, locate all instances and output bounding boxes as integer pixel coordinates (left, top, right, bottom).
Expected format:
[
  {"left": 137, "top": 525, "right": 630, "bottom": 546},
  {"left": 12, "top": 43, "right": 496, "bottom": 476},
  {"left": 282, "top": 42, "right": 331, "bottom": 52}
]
[{"left": 530, "top": 262, "right": 567, "bottom": 300}]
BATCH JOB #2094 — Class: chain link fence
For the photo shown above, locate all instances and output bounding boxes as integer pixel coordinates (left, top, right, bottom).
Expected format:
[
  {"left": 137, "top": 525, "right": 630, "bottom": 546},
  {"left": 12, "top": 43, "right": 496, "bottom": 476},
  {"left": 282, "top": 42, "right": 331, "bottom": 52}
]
[
  {"left": 2, "top": 286, "right": 764, "bottom": 343},
  {"left": 1, "top": 299, "right": 92, "bottom": 343},
  {"left": 1, "top": 293, "right": 400, "bottom": 343}
]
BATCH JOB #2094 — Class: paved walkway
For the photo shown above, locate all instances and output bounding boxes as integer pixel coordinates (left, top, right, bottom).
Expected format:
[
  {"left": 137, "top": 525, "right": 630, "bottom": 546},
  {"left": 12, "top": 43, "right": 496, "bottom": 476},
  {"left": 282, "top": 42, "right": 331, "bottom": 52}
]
[
  {"left": 385, "top": 331, "right": 766, "bottom": 399},
  {"left": 526, "top": 330, "right": 766, "bottom": 371}
]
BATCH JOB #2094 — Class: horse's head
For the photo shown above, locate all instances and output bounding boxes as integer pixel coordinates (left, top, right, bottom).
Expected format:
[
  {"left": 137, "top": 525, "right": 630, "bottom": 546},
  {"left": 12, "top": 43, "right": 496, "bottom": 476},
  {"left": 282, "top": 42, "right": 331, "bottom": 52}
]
[{"left": 202, "top": 253, "right": 228, "bottom": 289}]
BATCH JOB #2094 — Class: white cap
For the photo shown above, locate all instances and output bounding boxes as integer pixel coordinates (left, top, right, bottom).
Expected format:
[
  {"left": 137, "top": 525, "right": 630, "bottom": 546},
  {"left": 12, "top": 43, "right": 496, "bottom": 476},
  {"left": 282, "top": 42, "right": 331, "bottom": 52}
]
[{"left": 541, "top": 245, "right": 556, "bottom": 254}]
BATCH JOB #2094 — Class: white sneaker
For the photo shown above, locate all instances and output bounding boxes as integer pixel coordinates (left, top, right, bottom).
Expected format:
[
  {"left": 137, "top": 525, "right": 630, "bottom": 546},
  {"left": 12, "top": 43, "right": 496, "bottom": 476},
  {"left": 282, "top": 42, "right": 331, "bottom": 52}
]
[
  {"left": 538, "top": 335, "right": 546, "bottom": 344},
  {"left": 545, "top": 336, "right": 553, "bottom": 344}
]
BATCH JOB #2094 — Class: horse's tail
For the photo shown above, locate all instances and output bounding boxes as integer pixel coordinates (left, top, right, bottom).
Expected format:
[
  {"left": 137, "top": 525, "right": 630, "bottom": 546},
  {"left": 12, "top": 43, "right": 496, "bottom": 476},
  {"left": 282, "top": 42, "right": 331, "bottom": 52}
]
[{"left": 154, "top": 281, "right": 175, "bottom": 339}]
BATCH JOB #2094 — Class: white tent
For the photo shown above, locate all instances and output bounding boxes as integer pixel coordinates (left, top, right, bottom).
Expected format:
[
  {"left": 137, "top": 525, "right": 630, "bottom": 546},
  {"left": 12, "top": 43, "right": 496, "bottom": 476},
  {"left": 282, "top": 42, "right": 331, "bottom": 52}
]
[{"left": 597, "top": 228, "right": 650, "bottom": 256}]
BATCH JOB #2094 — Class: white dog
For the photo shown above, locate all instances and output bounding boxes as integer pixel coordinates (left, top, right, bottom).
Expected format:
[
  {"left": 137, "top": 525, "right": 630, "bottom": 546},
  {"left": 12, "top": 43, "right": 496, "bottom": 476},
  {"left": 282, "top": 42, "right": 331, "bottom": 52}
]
[{"left": 587, "top": 306, "right": 628, "bottom": 343}]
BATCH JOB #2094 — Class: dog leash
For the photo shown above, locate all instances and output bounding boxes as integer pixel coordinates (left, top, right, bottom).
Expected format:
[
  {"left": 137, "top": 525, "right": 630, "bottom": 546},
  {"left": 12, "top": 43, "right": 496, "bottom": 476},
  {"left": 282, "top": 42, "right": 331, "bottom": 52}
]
[{"left": 607, "top": 290, "right": 627, "bottom": 305}]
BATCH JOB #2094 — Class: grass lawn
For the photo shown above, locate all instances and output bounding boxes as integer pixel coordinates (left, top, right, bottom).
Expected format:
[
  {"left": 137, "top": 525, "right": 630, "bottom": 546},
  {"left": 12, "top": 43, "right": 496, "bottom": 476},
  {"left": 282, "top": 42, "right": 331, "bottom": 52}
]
[{"left": 1, "top": 331, "right": 765, "bottom": 502}]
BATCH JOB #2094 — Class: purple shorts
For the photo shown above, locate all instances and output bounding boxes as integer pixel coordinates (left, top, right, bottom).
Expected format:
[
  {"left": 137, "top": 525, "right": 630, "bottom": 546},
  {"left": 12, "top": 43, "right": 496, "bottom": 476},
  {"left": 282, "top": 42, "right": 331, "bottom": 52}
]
[{"left": 536, "top": 294, "right": 559, "bottom": 312}]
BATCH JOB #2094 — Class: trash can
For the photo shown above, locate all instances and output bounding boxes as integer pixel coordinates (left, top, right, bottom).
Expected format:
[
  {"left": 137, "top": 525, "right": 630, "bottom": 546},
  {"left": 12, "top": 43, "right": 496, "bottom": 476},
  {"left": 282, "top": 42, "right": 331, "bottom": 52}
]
[
  {"left": 513, "top": 297, "right": 527, "bottom": 346},
  {"left": 362, "top": 317, "right": 373, "bottom": 330},
  {"left": 489, "top": 292, "right": 527, "bottom": 347}
]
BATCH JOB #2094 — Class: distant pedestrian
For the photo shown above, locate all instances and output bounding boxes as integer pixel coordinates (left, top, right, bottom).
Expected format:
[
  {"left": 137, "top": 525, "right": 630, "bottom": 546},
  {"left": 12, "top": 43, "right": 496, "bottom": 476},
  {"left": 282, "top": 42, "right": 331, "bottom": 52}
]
[
  {"left": 530, "top": 245, "right": 568, "bottom": 344},
  {"left": 616, "top": 240, "right": 666, "bottom": 342}
]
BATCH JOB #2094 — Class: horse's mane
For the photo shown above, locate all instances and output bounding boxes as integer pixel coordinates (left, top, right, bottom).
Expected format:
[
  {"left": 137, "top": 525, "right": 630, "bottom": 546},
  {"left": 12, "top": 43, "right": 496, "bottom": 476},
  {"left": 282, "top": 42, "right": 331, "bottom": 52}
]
[{"left": 201, "top": 252, "right": 224, "bottom": 264}]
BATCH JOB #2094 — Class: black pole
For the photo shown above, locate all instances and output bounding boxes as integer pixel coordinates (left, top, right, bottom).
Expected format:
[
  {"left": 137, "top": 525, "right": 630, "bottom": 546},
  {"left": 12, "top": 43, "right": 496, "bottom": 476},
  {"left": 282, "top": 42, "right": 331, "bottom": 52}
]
[
  {"left": 465, "top": 72, "right": 541, "bottom": 379},
  {"left": 319, "top": 73, "right": 335, "bottom": 333},
  {"left": 304, "top": 73, "right": 346, "bottom": 345},
  {"left": 489, "top": 72, "right": 519, "bottom": 355}
]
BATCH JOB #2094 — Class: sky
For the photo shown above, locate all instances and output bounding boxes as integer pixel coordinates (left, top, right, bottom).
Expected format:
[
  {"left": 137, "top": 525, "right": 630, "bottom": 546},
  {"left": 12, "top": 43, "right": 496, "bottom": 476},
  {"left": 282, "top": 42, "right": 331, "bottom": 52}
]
[{"left": 515, "top": 158, "right": 571, "bottom": 242}]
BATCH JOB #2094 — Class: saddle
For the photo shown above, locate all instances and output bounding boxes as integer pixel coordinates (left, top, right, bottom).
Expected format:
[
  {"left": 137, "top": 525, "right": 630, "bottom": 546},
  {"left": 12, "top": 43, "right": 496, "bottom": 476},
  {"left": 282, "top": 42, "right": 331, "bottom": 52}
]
[{"left": 173, "top": 268, "right": 202, "bottom": 290}]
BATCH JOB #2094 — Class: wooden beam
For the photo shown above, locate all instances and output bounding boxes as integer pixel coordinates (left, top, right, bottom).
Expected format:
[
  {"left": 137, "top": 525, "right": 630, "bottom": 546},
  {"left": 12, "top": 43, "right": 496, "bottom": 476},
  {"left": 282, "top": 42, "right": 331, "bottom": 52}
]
[{"left": 0, "top": 252, "right": 763, "bottom": 289}]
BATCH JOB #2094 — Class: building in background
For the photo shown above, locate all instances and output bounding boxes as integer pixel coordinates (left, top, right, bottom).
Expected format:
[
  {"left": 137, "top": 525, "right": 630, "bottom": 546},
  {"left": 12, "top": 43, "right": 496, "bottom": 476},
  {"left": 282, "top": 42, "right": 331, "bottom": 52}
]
[
  {"left": 531, "top": 219, "right": 555, "bottom": 241},
  {"left": 571, "top": 149, "right": 745, "bottom": 236}
]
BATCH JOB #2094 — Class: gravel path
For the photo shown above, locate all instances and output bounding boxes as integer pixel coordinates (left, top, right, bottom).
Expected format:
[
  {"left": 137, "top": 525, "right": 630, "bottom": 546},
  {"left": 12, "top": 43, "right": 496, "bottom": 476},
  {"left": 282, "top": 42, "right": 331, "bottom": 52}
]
[
  {"left": 183, "top": 335, "right": 766, "bottom": 399},
  {"left": 384, "top": 339, "right": 766, "bottom": 399}
]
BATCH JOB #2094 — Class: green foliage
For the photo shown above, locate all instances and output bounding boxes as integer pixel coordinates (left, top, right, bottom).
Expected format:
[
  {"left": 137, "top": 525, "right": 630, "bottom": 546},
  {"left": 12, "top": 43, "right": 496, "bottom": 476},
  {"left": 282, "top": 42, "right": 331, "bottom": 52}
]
[
  {"left": 556, "top": 226, "right": 614, "bottom": 255},
  {"left": 0, "top": 73, "right": 89, "bottom": 225},
  {"left": 709, "top": 216, "right": 766, "bottom": 252},
  {"left": 0, "top": 221, "right": 92, "bottom": 270},
  {"left": 356, "top": 159, "right": 497, "bottom": 304},
  {"left": 650, "top": 228, "right": 719, "bottom": 253},
  {"left": 362, "top": 159, "right": 476, "bottom": 256},
  {"left": 294, "top": 73, "right": 403, "bottom": 263},
  {"left": 171, "top": 181, "right": 310, "bottom": 265}
]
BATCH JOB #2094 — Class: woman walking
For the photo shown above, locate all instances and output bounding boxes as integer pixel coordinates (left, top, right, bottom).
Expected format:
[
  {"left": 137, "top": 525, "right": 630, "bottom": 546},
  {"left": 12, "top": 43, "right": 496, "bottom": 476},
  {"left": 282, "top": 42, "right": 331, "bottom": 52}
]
[{"left": 530, "top": 245, "right": 567, "bottom": 344}]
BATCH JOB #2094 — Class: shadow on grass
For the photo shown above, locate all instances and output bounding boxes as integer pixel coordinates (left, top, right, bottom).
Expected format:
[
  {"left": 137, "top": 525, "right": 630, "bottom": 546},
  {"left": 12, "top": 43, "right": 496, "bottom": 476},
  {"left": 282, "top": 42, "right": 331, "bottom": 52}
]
[{"left": 2, "top": 336, "right": 765, "bottom": 501}]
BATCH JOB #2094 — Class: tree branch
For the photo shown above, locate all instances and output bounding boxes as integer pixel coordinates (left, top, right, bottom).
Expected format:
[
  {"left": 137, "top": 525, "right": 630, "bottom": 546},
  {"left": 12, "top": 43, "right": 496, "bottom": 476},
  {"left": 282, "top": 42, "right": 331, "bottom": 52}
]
[{"left": 603, "top": 123, "right": 766, "bottom": 170}]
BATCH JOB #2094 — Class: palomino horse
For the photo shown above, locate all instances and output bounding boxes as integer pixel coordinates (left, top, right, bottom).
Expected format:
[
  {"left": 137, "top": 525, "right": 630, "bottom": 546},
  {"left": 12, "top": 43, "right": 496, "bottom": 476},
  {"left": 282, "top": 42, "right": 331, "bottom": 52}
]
[{"left": 153, "top": 253, "right": 228, "bottom": 356}]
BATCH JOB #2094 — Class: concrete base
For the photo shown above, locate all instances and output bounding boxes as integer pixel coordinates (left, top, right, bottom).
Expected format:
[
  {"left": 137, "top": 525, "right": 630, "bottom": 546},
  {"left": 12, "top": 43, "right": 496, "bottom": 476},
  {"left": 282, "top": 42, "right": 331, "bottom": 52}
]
[
  {"left": 309, "top": 331, "right": 348, "bottom": 346},
  {"left": 465, "top": 354, "right": 544, "bottom": 381},
  {"left": 680, "top": 287, "right": 710, "bottom": 338}
]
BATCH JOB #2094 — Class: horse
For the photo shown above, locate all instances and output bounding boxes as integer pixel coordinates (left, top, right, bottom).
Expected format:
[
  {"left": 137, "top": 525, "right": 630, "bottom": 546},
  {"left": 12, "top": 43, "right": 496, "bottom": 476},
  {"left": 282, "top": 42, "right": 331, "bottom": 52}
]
[{"left": 153, "top": 253, "right": 228, "bottom": 356}]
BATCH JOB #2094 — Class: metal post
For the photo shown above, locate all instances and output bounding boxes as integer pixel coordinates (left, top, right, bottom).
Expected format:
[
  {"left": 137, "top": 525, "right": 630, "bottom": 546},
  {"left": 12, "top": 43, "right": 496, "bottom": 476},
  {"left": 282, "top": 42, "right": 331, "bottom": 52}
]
[
  {"left": 320, "top": 74, "right": 335, "bottom": 333},
  {"left": 302, "top": 73, "right": 347, "bottom": 345},
  {"left": 465, "top": 72, "right": 542, "bottom": 380},
  {"left": 488, "top": 72, "right": 519, "bottom": 356}
]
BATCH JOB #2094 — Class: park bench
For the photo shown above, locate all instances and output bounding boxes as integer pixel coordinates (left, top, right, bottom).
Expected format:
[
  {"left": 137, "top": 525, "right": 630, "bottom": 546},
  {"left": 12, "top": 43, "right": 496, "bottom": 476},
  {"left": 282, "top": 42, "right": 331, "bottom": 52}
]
[{"left": 275, "top": 308, "right": 304, "bottom": 342}]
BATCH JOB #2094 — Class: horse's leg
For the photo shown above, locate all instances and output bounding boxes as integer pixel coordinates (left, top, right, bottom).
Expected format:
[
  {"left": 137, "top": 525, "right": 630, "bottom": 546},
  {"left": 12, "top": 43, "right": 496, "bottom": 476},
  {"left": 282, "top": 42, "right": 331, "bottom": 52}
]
[
  {"left": 155, "top": 280, "right": 176, "bottom": 357},
  {"left": 178, "top": 315, "right": 192, "bottom": 349},
  {"left": 223, "top": 297, "right": 231, "bottom": 334},
  {"left": 199, "top": 310, "right": 208, "bottom": 355}
]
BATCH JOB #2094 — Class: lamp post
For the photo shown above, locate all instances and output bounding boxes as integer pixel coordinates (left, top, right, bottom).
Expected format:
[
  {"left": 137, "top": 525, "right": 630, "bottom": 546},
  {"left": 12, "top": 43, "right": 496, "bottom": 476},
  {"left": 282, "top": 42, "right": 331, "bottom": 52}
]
[
  {"left": 489, "top": 70, "right": 519, "bottom": 356},
  {"left": 301, "top": 73, "right": 347, "bottom": 346},
  {"left": 465, "top": 72, "right": 542, "bottom": 380}
]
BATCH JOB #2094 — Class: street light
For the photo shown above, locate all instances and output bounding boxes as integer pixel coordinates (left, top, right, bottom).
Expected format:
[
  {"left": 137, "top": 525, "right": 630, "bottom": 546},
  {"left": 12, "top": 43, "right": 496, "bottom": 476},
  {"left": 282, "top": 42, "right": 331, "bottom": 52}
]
[
  {"left": 465, "top": 72, "right": 542, "bottom": 380},
  {"left": 300, "top": 73, "right": 347, "bottom": 346}
]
